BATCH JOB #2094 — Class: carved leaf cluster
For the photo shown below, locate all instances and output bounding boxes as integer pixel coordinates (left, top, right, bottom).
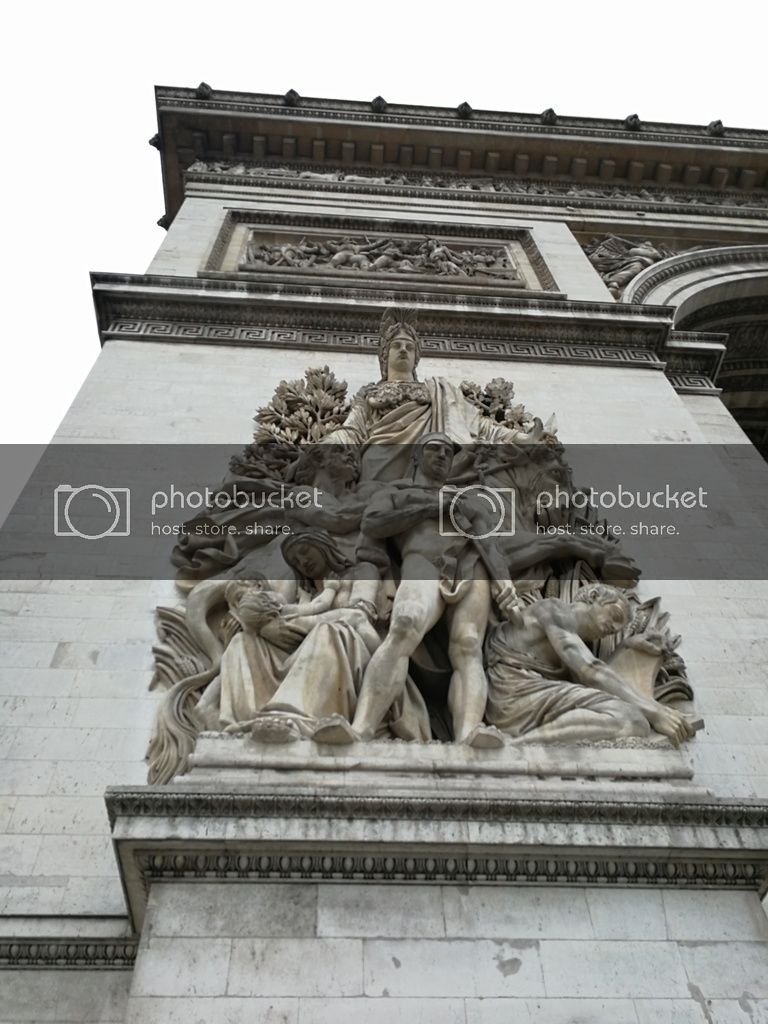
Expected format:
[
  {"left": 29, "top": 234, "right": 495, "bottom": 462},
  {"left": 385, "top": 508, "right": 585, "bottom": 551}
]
[
  {"left": 461, "top": 377, "right": 532, "bottom": 429},
  {"left": 252, "top": 366, "right": 350, "bottom": 445}
]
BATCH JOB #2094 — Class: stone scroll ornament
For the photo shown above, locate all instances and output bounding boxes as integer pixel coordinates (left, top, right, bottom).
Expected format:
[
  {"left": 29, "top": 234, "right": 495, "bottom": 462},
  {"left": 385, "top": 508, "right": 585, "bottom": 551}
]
[
  {"left": 147, "top": 308, "right": 700, "bottom": 784},
  {"left": 240, "top": 234, "right": 525, "bottom": 284}
]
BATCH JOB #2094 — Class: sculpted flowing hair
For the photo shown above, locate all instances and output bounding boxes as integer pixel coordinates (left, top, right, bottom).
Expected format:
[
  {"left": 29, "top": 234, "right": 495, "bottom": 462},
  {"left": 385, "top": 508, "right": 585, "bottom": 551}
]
[{"left": 378, "top": 307, "right": 422, "bottom": 380}]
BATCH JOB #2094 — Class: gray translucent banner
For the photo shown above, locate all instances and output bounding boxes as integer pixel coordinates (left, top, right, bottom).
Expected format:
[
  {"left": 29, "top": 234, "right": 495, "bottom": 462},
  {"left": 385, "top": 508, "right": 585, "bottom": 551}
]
[{"left": 0, "top": 443, "right": 766, "bottom": 581}]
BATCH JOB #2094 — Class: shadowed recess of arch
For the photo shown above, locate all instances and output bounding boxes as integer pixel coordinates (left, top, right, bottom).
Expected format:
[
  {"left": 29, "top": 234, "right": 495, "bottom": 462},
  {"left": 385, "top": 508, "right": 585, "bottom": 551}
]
[{"left": 626, "top": 247, "right": 768, "bottom": 459}]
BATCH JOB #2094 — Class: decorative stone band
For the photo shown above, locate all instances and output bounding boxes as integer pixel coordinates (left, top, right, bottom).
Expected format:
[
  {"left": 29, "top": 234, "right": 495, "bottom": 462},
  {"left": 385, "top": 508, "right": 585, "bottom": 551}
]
[
  {"left": 665, "top": 373, "right": 722, "bottom": 395},
  {"left": 105, "top": 787, "right": 768, "bottom": 831},
  {"left": 90, "top": 270, "right": 674, "bottom": 351},
  {"left": 0, "top": 938, "right": 138, "bottom": 971},
  {"left": 92, "top": 274, "right": 726, "bottom": 387},
  {"left": 138, "top": 849, "right": 765, "bottom": 891},
  {"left": 185, "top": 165, "right": 768, "bottom": 219},
  {"left": 107, "top": 786, "right": 768, "bottom": 930},
  {"left": 102, "top": 318, "right": 665, "bottom": 371}
]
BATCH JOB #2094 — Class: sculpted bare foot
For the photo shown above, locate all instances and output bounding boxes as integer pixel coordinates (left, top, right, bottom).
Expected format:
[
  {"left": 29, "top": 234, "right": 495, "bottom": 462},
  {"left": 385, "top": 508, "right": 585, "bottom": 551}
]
[
  {"left": 250, "top": 715, "right": 301, "bottom": 744},
  {"left": 312, "top": 714, "right": 359, "bottom": 745},
  {"left": 463, "top": 724, "right": 506, "bottom": 749}
]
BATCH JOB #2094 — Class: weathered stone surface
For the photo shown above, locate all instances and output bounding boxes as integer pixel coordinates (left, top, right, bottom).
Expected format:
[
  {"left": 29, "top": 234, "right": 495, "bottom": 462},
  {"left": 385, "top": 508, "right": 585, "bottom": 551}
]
[
  {"left": 540, "top": 940, "right": 690, "bottom": 998},
  {"left": 363, "top": 938, "right": 545, "bottom": 997},
  {"left": 442, "top": 886, "right": 593, "bottom": 939},
  {"left": 125, "top": 997, "right": 298, "bottom": 1024},
  {"left": 130, "top": 937, "right": 231, "bottom": 997},
  {"left": 317, "top": 884, "right": 444, "bottom": 938},
  {"left": 227, "top": 939, "right": 363, "bottom": 997},
  {"left": 679, "top": 941, "right": 768, "bottom": 998},
  {"left": 1, "top": 970, "right": 130, "bottom": 1022},
  {"left": 466, "top": 999, "right": 638, "bottom": 1024},
  {"left": 148, "top": 882, "right": 317, "bottom": 938},
  {"left": 298, "top": 998, "right": 466, "bottom": 1024}
]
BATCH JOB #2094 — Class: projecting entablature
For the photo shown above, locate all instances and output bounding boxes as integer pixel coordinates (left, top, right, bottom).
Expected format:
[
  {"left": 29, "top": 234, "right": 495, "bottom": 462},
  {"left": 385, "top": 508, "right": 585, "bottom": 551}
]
[{"left": 153, "top": 85, "right": 768, "bottom": 230}]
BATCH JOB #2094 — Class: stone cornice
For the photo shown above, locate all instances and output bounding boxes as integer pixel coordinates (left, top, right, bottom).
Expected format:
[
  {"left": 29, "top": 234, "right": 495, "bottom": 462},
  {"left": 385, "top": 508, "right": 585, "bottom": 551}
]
[
  {"left": 107, "top": 784, "right": 768, "bottom": 930},
  {"left": 91, "top": 273, "right": 728, "bottom": 386},
  {"left": 156, "top": 86, "right": 768, "bottom": 144},
  {"left": 153, "top": 85, "right": 768, "bottom": 223},
  {"left": 92, "top": 273, "right": 730, "bottom": 389},
  {"left": 105, "top": 786, "right": 768, "bottom": 831},
  {"left": 91, "top": 271, "right": 675, "bottom": 354}
]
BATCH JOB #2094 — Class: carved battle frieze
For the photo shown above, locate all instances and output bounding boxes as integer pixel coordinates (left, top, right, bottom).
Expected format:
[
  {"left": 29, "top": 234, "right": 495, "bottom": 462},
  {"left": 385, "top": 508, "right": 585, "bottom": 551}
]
[{"left": 240, "top": 232, "right": 527, "bottom": 287}]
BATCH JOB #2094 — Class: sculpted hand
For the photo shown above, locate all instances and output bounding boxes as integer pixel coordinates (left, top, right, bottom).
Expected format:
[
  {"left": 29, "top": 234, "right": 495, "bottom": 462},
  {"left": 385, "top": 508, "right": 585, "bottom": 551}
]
[
  {"left": 647, "top": 704, "right": 696, "bottom": 746},
  {"left": 258, "top": 617, "right": 306, "bottom": 652},
  {"left": 492, "top": 580, "right": 524, "bottom": 625}
]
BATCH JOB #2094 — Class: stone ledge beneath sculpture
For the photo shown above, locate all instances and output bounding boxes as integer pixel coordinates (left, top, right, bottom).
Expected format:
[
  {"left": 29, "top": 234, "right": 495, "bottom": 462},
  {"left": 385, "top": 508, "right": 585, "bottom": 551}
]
[
  {"left": 186, "top": 731, "right": 695, "bottom": 783},
  {"left": 107, "top": 782, "right": 768, "bottom": 931}
]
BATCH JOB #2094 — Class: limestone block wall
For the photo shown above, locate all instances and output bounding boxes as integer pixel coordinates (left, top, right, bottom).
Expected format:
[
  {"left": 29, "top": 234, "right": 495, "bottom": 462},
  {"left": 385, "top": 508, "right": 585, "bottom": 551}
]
[
  {"left": 0, "top": 577, "right": 159, "bottom": 916},
  {"left": 2, "top": 969, "right": 130, "bottom": 1023},
  {"left": 123, "top": 881, "right": 768, "bottom": 1024}
]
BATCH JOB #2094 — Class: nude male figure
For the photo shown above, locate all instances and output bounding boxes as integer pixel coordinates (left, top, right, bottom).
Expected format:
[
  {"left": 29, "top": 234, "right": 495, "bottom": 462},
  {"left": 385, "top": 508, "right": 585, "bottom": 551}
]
[{"left": 313, "top": 433, "right": 521, "bottom": 748}]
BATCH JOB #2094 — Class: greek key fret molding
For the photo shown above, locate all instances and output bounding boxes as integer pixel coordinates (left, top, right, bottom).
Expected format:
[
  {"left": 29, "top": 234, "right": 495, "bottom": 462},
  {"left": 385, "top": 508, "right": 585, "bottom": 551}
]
[
  {"left": 666, "top": 373, "right": 722, "bottom": 395},
  {"left": 0, "top": 938, "right": 138, "bottom": 971},
  {"left": 102, "top": 319, "right": 664, "bottom": 370}
]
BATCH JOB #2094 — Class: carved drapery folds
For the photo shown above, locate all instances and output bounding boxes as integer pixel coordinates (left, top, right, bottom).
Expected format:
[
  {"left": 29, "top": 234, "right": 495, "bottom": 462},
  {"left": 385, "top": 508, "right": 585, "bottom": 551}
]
[{"left": 147, "top": 310, "right": 700, "bottom": 785}]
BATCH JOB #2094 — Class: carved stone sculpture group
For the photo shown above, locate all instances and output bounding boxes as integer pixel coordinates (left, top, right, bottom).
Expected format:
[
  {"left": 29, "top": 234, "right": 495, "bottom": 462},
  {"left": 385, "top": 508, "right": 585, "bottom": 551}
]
[{"left": 148, "top": 309, "right": 699, "bottom": 783}]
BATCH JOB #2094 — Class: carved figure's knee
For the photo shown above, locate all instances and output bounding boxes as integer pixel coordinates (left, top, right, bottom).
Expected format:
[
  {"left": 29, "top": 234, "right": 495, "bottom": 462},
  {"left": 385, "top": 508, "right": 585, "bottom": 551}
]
[
  {"left": 449, "top": 624, "right": 483, "bottom": 660},
  {"left": 389, "top": 603, "right": 426, "bottom": 651}
]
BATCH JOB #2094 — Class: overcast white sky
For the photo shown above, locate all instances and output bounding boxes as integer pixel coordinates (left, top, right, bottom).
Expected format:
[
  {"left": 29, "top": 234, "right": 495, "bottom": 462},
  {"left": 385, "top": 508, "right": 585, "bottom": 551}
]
[{"left": 3, "top": 0, "right": 766, "bottom": 444}]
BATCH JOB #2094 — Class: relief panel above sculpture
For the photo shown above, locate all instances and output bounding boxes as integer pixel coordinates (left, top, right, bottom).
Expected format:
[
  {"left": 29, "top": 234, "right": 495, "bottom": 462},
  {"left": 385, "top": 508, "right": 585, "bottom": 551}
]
[
  {"left": 240, "top": 232, "right": 528, "bottom": 286},
  {"left": 207, "top": 214, "right": 554, "bottom": 291}
]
